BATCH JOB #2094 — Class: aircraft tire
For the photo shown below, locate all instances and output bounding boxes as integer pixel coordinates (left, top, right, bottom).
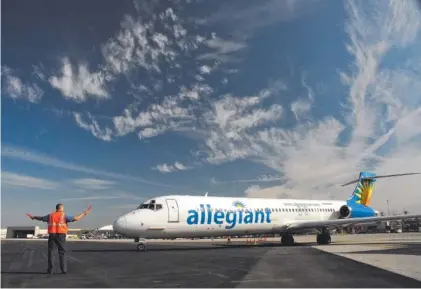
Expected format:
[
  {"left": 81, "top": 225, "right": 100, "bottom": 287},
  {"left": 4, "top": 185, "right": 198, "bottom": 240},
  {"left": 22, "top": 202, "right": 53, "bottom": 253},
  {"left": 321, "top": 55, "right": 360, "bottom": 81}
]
[
  {"left": 316, "top": 233, "right": 331, "bottom": 245},
  {"left": 137, "top": 243, "right": 146, "bottom": 252},
  {"left": 281, "top": 235, "right": 294, "bottom": 246}
]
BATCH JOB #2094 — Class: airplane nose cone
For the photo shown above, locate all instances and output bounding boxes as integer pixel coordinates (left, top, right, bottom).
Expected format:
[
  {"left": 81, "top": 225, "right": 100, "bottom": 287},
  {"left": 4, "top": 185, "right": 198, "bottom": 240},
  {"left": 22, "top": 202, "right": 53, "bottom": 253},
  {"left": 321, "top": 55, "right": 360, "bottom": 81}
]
[{"left": 113, "top": 216, "right": 127, "bottom": 233}]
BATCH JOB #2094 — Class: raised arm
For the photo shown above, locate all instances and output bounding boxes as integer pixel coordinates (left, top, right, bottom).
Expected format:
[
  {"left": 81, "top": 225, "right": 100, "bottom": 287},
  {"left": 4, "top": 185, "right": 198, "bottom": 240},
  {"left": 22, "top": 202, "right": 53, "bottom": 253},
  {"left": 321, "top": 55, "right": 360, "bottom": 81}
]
[
  {"left": 73, "top": 205, "right": 92, "bottom": 222},
  {"left": 26, "top": 214, "right": 49, "bottom": 222}
]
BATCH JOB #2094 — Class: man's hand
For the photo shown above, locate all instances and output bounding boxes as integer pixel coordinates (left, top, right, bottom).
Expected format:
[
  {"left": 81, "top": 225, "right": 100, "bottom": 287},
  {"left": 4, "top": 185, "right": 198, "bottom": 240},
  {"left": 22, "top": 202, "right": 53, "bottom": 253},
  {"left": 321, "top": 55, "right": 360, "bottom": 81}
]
[
  {"left": 26, "top": 213, "right": 35, "bottom": 220},
  {"left": 74, "top": 205, "right": 92, "bottom": 221},
  {"left": 84, "top": 205, "right": 92, "bottom": 215}
]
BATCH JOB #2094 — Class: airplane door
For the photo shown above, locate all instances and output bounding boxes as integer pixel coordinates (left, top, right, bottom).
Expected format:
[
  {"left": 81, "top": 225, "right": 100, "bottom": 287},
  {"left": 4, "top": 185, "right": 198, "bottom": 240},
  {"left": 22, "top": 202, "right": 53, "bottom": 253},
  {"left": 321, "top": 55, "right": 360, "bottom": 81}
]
[{"left": 166, "top": 199, "right": 179, "bottom": 222}]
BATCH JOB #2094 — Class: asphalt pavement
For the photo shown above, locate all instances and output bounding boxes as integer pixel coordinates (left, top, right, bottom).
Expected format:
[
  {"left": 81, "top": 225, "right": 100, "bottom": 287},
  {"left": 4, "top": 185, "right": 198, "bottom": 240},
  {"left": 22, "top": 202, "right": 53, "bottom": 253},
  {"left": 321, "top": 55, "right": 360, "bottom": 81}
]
[{"left": 2, "top": 239, "right": 421, "bottom": 287}]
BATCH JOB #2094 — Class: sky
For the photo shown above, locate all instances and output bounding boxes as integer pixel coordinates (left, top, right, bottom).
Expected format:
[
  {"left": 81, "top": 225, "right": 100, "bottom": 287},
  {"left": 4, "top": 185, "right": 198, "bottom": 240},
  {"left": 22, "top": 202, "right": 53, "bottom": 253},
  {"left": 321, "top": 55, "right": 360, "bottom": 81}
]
[{"left": 2, "top": 0, "right": 421, "bottom": 229}]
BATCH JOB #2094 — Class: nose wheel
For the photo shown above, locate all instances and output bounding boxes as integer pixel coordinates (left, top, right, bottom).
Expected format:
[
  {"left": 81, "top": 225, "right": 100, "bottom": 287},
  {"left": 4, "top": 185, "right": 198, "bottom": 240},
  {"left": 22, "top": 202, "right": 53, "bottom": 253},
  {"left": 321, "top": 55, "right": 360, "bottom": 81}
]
[
  {"left": 136, "top": 238, "right": 147, "bottom": 252},
  {"left": 137, "top": 243, "right": 146, "bottom": 251}
]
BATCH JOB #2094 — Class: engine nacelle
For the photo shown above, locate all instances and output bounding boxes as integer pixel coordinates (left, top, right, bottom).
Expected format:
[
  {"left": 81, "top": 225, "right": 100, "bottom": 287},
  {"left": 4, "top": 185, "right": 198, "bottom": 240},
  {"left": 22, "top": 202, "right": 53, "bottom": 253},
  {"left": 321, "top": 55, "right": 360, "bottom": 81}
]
[
  {"left": 340, "top": 203, "right": 377, "bottom": 218},
  {"left": 339, "top": 205, "right": 352, "bottom": 218}
]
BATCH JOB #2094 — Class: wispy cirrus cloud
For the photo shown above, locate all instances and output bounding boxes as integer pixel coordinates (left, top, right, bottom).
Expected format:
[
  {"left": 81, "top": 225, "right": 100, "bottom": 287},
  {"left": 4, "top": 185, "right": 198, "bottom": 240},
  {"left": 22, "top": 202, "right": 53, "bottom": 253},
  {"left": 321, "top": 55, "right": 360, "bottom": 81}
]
[
  {"left": 1, "top": 170, "right": 142, "bottom": 204},
  {"left": 211, "top": 174, "right": 282, "bottom": 185},
  {"left": 196, "top": 0, "right": 321, "bottom": 41},
  {"left": 1, "top": 171, "right": 59, "bottom": 190},
  {"left": 1, "top": 145, "right": 183, "bottom": 188},
  {"left": 4, "top": 0, "right": 421, "bottom": 217},
  {"left": 238, "top": 0, "right": 421, "bottom": 213},
  {"left": 71, "top": 178, "right": 115, "bottom": 190},
  {"left": 60, "top": 192, "right": 142, "bottom": 202}
]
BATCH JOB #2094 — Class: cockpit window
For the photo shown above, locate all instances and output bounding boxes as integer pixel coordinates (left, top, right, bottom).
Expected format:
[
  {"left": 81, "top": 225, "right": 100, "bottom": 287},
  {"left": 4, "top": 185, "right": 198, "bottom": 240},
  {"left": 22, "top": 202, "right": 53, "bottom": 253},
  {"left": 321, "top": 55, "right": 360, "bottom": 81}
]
[{"left": 137, "top": 201, "right": 163, "bottom": 211}]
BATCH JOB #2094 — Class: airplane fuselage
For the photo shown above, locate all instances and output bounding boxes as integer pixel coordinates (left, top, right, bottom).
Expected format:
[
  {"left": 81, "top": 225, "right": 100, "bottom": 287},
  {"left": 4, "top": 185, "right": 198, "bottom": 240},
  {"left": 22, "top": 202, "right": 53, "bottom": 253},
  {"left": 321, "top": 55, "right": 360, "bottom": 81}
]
[{"left": 113, "top": 195, "right": 346, "bottom": 239}]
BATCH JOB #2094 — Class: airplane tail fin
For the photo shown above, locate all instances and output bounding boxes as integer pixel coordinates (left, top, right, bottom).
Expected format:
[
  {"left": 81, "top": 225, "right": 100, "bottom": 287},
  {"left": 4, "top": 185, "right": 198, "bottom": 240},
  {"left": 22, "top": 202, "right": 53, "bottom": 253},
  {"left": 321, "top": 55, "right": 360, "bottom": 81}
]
[
  {"left": 342, "top": 172, "right": 420, "bottom": 207},
  {"left": 345, "top": 172, "right": 376, "bottom": 207}
]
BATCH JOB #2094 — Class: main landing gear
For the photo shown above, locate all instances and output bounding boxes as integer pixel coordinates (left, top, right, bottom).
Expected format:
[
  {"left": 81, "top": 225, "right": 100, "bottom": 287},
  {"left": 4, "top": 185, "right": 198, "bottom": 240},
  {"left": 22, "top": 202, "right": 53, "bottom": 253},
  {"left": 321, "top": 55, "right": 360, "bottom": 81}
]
[
  {"left": 135, "top": 237, "right": 147, "bottom": 252},
  {"left": 316, "top": 229, "right": 331, "bottom": 245},
  {"left": 281, "top": 234, "right": 294, "bottom": 246}
]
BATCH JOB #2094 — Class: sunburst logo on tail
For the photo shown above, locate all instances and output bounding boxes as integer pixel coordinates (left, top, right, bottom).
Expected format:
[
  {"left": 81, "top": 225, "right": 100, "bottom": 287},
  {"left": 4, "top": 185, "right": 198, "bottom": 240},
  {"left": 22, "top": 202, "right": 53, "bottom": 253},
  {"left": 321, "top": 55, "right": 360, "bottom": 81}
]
[{"left": 355, "top": 179, "right": 375, "bottom": 206}]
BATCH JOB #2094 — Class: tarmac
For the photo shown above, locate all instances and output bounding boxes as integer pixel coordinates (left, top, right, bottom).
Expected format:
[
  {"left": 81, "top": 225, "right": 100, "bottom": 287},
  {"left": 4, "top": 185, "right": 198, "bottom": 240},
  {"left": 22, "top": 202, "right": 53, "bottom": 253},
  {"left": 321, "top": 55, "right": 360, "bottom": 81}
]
[{"left": 1, "top": 233, "right": 421, "bottom": 288}]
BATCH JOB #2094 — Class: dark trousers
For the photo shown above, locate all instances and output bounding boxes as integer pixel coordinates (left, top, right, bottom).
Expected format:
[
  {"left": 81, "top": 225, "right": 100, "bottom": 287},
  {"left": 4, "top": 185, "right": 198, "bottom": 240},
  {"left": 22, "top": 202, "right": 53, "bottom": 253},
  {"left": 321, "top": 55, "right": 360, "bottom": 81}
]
[{"left": 47, "top": 233, "right": 67, "bottom": 273}]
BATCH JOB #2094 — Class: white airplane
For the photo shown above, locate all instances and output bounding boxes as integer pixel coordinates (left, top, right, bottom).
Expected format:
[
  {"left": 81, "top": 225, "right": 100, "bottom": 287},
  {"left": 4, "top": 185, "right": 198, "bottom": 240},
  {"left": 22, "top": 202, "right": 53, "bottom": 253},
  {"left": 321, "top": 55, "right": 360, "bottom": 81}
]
[{"left": 112, "top": 171, "right": 421, "bottom": 251}]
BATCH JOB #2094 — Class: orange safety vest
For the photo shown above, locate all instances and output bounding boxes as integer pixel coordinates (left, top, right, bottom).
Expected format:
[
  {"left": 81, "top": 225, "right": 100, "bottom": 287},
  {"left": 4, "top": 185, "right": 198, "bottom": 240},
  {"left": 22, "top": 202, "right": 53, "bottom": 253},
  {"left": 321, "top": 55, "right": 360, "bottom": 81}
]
[{"left": 48, "top": 211, "right": 68, "bottom": 234}]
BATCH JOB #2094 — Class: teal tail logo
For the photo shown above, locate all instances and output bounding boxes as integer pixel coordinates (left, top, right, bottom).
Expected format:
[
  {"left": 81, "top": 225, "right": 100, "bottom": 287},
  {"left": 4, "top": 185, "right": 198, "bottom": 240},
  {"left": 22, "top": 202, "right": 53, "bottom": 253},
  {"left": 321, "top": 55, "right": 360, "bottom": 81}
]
[{"left": 347, "top": 171, "right": 376, "bottom": 207}]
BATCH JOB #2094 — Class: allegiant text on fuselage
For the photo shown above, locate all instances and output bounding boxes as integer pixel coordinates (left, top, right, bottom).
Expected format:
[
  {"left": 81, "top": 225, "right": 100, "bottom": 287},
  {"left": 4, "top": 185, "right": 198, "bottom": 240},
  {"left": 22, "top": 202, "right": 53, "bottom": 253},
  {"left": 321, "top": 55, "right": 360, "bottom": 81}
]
[{"left": 186, "top": 204, "right": 272, "bottom": 229}]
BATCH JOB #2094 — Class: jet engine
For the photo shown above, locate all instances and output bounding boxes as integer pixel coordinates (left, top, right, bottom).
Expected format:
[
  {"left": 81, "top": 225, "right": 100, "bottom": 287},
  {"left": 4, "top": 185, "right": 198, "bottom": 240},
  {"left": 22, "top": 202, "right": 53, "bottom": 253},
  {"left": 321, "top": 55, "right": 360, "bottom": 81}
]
[{"left": 339, "top": 205, "right": 352, "bottom": 218}]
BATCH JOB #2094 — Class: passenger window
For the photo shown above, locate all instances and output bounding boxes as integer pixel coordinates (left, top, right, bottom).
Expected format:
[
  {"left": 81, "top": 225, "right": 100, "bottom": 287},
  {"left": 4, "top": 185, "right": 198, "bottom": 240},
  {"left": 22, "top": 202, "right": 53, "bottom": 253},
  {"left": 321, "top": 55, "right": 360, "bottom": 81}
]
[{"left": 156, "top": 204, "right": 162, "bottom": 210}]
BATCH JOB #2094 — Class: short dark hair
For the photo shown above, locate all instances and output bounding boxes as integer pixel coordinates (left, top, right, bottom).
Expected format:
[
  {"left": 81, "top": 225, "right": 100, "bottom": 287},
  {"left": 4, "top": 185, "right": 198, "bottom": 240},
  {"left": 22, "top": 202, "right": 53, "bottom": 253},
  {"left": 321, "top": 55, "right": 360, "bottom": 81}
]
[{"left": 56, "top": 203, "right": 63, "bottom": 210}]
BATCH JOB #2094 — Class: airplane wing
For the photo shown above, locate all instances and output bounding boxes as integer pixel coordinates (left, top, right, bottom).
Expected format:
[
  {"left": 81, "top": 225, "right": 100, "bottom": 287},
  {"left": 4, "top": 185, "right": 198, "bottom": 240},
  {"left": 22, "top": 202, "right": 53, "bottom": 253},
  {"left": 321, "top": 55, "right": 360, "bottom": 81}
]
[{"left": 279, "top": 213, "right": 421, "bottom": 231}]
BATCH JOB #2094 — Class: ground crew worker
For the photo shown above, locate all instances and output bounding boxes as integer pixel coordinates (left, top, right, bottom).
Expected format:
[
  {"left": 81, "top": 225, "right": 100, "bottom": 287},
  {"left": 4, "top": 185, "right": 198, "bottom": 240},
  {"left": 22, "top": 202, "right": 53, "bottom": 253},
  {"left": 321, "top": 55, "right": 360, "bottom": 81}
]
[{"left": 27, "top": 203, "right": 91, "bottom": 274}]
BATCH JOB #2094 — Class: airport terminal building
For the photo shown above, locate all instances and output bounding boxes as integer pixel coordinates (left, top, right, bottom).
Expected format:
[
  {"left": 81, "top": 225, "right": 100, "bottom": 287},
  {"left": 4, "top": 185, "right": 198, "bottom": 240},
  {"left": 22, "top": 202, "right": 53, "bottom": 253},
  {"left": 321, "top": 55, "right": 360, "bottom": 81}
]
[
  {"left": 1, "top": 224, "right": 116, "bottom": 239},
  {"left": 4, "top": 226, "right": 84, "bottom": 239}
]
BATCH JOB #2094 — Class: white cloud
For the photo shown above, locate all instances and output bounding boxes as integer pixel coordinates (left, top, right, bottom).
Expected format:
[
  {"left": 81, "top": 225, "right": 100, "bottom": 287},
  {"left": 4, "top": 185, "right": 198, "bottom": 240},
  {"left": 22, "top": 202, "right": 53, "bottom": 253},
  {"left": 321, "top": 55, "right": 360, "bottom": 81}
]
[
  {"left": 237, "top": 0, "right": 421, "bottom": 213},
  {"left": 290, "top": 99, "right": 311, "bottom": 120},
  {"left": 61, "top": 195, "right": 141, "bottom": 202},
  {"left": 9, "top": 0, "right": 420, "bottom": 216},
  {"left": 71, "top": 178, "right": 115, "bottom": 190},
  {"left": 198, "top": 0, "right": 320, "bottom": 40},
  {"left": 211, "top": 174, "right": 282, "bottom": 185},
  {"left": 1, "top": 145, "right": 183, "bottom": 188},
  {"left": 111, "top": 82, "right": 213, "bottom": 141},
  {"left": 154, "top": 162, "right": 190, "bottom": 173},
  {"left": 199, "top": 65, "right": 212, "bottom": 74},
  {"left": 99, "top": 7, "right": 202, "bottom": 78},
  {"left": 49, "top": 57, "right": 109, "bottom": 102},
  {"left": 61, "top": 196, "right": 122, "bottom": 201},
  {"left": 1, "top": 171, "right": 59, "bottom": 190},
  {"left": 74, "top": 112, "right": 113, "bottom": 141},
  {"left": 1, "top": 66, "right": 44, "bottom": 103},
  {"left": 59, "top": 190, "right": 143, "bottom": 202},
  {"left": 198, "top": 36, "right": 247, "bottom": 62}
]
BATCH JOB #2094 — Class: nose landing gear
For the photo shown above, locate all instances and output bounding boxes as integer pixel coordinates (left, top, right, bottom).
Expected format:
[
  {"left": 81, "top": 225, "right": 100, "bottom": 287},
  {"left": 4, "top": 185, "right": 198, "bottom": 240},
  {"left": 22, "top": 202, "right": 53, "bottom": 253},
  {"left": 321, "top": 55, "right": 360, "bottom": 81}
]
[{"left": 135, "top": 237, "right": 147, "bottom": 251}]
